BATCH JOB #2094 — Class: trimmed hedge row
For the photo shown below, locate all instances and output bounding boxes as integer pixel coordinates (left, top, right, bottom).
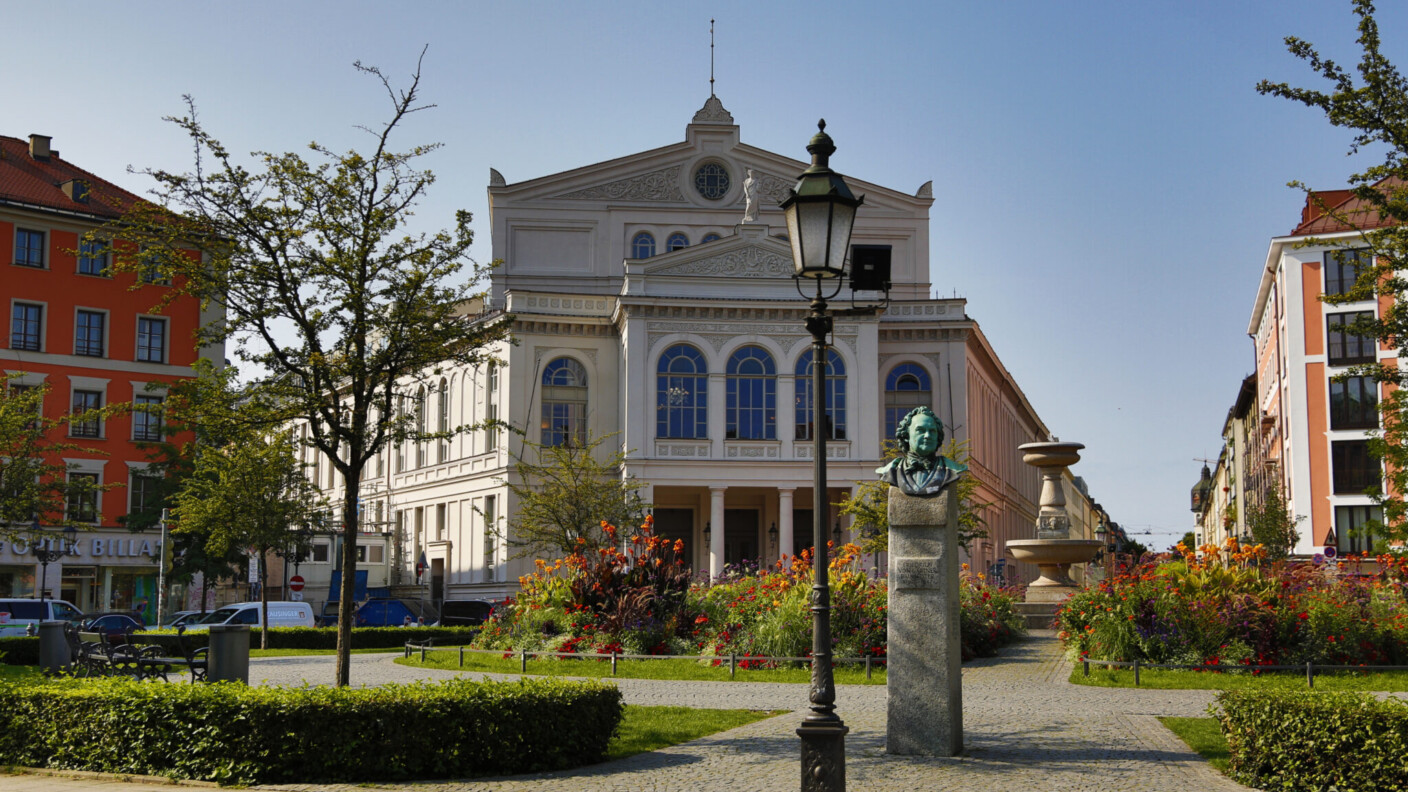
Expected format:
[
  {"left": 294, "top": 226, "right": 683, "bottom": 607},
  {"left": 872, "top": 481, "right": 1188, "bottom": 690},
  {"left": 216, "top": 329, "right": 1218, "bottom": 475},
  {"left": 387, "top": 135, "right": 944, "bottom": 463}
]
[
  {"left": 0, "top": 675, "right": 624, "bottom": 784},
  {"left": 0, "top": 627, "right": 477, "bottom": 664},
  {"left": 1217, "top": 690, "right": 1408, "bottom": 792}
]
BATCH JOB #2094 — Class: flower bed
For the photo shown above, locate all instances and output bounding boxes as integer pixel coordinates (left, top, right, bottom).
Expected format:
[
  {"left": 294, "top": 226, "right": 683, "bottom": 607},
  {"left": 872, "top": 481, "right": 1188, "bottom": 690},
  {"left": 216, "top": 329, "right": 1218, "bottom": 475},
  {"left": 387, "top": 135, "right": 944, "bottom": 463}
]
[
  {"left": 473, "top": 518, "right": 1025, "bottom": 663},
  {"left": 1056, "top": 540, "right": 1408, "bottom": 668}
]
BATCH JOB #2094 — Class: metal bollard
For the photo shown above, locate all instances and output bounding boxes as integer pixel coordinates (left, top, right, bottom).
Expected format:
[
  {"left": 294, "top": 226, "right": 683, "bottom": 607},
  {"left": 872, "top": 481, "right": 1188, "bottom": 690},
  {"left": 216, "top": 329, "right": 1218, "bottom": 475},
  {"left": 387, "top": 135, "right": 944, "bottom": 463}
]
[
  {"left": 730, "top": 652, "right": 736, "bottom": 678},
  {"left": 459, "top": 646, "right": 464, "bottom": 667},
  {"left": 420, "top": 644, "right": 426, "bottom": 662},
  {"left": 521, "top": 649, "right": 527, "bottom": 673},
  {"left": 1083, "top": 659, "right": 1090, "bottom": 677},
  {"left": 1133, "top": 659, "right": 1140, "bottom": 687},
  {"left": 1307, "top": 662, "right": 1314, "bottom": 688},
  {"left": 611, "top": 651, "right": 618, "bottom": 676},
  {"left": 865, "top": 655, "right": 872, "bottom": 680}
]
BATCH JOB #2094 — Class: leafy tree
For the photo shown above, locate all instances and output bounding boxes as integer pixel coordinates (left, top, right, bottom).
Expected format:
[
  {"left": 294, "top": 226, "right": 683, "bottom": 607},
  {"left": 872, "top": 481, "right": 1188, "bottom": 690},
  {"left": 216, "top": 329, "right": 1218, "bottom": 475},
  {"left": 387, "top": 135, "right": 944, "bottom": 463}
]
[
  {"left": 1258, "top": 0, "right": 1408, "bottom": 548},
  {"left": 93, "top": 54, "right": 510, "bottom": 684},
  {"left": 172, "top": 430, "right": 326, "bottom": 648},
  {"left": 1175, "top": 531, "right": 1196, "bottom": 553},
  {"left": 0, "top": 374, "right": 115, "bottom": 537},
  {"left": 837, "top": 440, "right": 988, "bottom": 556},
  {"left": 505, "top": 433, "right": 647, "bottom": 557},
  {"left": 1246, "top": 486, "right": 1303, "bottom": 561}
]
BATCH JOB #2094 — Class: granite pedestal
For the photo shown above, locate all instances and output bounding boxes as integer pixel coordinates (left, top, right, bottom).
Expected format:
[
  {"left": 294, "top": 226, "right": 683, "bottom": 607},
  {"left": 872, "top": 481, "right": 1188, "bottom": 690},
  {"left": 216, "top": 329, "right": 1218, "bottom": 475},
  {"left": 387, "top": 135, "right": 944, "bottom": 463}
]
[{"left": 886, "top": 487, "right": 963, "bottom": 756}]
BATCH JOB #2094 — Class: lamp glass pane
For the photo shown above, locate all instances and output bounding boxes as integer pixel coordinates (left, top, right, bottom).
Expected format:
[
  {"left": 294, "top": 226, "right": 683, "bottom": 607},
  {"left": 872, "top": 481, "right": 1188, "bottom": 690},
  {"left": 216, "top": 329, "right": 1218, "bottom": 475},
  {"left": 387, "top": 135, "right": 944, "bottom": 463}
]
[
  {"left": 827, "top": 203, "right": 857, "bottom": 273},
  {"left": 798, "top": 201, "right": 838, "bottom": 277},
  {"left": 785, "top": 203, "right": 803, "bottom": 273}
]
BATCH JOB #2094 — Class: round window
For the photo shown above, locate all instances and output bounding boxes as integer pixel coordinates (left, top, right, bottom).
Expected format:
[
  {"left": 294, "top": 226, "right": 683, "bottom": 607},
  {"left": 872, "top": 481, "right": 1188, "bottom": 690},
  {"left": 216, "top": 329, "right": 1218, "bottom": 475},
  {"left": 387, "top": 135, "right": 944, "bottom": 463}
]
[{"left": 693, "top": 163, "right": 730, "bottom": 200}]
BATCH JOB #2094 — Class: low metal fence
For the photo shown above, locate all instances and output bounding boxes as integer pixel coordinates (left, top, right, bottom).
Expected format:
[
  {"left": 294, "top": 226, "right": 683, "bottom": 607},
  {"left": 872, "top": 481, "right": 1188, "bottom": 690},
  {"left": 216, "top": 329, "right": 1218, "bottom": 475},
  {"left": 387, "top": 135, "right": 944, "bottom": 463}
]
[
  {"left": 1081, "top": 657, "right": 1408, "bottom": 687},
  {"left": 403, "top": 639, "right": 888, "bottom": 679}
]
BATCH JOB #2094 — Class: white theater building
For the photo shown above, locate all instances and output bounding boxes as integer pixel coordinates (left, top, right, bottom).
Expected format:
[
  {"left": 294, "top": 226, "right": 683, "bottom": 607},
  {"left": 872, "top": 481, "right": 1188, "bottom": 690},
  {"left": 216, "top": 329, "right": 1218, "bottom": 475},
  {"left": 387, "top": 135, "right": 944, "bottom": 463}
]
[{"left": 304, "top": 96, "right": 1081, "bottom": 606}]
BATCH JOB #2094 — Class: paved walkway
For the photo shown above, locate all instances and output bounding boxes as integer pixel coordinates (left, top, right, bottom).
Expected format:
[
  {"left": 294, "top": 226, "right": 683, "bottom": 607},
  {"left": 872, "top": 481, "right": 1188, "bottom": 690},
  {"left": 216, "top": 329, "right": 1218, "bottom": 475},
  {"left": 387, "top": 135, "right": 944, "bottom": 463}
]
[{"left": 0, "top": 633, "right": 1247, "bottom": 792}]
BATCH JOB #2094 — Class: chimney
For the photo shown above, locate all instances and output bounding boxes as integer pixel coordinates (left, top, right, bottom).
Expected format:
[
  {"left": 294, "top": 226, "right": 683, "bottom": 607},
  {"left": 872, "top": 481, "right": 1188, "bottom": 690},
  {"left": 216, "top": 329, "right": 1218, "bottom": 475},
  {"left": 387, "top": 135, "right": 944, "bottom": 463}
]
[{"left": 28, "top": 134, "right": 51, "bottom": 160}]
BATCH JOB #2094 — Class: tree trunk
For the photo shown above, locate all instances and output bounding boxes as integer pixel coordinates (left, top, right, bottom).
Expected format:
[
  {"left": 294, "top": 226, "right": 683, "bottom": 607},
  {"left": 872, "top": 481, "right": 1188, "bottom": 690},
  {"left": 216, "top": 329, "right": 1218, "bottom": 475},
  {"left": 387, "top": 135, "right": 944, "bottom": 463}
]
[
  {"left": 259, "top": 551, "right": 269, "bottom": 650},
  {"left": 334, "top": 476, "right": 360, "bottom": 686}
]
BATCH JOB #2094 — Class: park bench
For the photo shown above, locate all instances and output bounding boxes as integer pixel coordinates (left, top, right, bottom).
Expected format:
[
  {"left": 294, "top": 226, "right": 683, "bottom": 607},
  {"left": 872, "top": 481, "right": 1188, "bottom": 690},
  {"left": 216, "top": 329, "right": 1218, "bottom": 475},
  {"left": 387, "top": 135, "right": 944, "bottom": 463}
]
[
  {"left": 128, "top": 629, "right": 208, "bottom": 683},
  {"left": 75, "top": 629, "right": 143, "bottom": 677}
]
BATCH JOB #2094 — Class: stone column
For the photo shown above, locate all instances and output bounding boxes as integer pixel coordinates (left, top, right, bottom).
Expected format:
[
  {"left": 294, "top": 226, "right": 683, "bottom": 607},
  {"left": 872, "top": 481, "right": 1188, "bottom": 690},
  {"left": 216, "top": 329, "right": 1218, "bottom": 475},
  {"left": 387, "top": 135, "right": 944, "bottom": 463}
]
[
  {"left": 778, "top": 488, "right": 795, "bottom": 559},
  {"left": 886, "top": 487, "right": 962, "bottom": 756},
  {"left": 709, "top": 486, "right": 726, "bottom": 579}
]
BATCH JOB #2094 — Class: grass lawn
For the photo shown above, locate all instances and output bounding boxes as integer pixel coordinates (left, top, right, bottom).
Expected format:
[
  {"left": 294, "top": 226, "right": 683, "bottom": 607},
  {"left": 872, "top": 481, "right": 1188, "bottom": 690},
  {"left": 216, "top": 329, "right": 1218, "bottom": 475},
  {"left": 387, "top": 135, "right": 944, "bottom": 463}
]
[
  {"left": 1070, "top": 665, "right": 1408, "bottom": 691},
  {"left": 609, "top": 706, "right": 782, "bottom": 761},
  {"left": 1160, "top": 717, "right": 1230, "bottom": 774},
  {"left": 396, "top": 648, "right": 887, "bottom": 685}
]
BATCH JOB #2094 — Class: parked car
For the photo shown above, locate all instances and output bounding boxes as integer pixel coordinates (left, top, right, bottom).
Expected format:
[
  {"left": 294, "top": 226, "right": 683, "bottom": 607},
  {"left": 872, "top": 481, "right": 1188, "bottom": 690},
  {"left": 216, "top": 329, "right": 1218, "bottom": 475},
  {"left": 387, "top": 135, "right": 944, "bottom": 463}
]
[
  {"left": 0, "top": 598, "right": 84, "bottom": 637},
  {"left": 354, "top": 598, "right": 438, "bottom": 627},
  {"left": 184, "top": 601, "right": 315, "bottom": 631},
  {"left": 79, "top": 612, "right": 145, "bottom": 644},
  {"left": 437, "top": 599, "right": 496, "bottom": 627},
  {"left": 162, "top": 610, "right": 202, "bottom": 628}
]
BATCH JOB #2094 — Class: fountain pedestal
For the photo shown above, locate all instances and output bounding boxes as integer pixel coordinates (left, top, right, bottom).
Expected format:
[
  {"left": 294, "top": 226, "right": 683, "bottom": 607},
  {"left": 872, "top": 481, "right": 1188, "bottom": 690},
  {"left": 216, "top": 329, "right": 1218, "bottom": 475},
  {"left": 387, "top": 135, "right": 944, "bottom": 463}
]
[{"left": 1006, "top": 442, "right": 1100, "bottom": 611}]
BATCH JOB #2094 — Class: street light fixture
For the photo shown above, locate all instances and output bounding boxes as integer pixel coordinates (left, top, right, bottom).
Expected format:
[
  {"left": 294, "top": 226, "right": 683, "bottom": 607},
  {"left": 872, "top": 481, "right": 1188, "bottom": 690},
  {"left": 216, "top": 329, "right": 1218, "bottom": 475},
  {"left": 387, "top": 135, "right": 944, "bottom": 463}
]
[
  {"left": 780, "top": 119, "right": 862, "bottom": 792},
  {"left": 30, "top": 520, "right": 78, "bottom": 614}
]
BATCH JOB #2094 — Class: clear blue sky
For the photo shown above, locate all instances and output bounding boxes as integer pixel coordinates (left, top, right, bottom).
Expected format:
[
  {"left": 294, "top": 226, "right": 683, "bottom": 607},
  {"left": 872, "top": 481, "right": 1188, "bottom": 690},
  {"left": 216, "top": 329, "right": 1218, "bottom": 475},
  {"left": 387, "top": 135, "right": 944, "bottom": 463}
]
[{"left": 10, "top": 1, "right": 1405, "bottom": 548}]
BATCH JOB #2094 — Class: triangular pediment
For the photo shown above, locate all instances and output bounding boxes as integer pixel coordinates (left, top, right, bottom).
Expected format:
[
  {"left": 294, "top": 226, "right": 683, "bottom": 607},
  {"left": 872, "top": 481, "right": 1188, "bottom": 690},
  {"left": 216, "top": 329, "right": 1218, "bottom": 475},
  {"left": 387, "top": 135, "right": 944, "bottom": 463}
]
[{"left": 635, "top": 226, "right": 794, "bottom": 279}]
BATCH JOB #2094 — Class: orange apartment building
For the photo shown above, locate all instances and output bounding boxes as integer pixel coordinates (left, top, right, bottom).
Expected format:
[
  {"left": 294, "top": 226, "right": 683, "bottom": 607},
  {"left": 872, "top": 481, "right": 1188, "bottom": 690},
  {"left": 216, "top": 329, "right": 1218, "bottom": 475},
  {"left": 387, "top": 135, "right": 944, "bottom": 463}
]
[
  {"left": 1, "top": 133, "right": 220, "bottom": 620},
  {"left": 1246, "top": 188, "right": 1397, "bottom": 556}
]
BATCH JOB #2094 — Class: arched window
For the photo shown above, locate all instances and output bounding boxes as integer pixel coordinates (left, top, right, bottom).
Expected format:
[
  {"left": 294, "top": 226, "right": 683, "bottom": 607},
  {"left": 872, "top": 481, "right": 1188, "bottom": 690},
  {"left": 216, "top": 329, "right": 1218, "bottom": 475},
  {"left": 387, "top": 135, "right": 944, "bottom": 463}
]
[
  {"left": 415, "top": 385, "right": 428, "bottom": 467},
  {"left": 631, "top": 232, "right": 656, "bottom": 259},
  {"left": 884, "top": 363, "right": 933, "bottom": 442},
  {"left": 701, "top": 233, "right": 721, "bottom": 243},
  {"left": 541, "top": 357, "right": 588, "bottom": 447},
  {"left": 667, "top": 232, "right": 689, "bottom": 252},
  {"left": 657, "top": 344, "right": 708, "bottom": 439},
  {"left": 795, "top": 349, "right": 846, "bottom": 441},
  {"left": 437, "top": 377, "right": 450, "bottom": 463},
  {"left": 726, "top": 346, "right": 776, "bottom": 439}
]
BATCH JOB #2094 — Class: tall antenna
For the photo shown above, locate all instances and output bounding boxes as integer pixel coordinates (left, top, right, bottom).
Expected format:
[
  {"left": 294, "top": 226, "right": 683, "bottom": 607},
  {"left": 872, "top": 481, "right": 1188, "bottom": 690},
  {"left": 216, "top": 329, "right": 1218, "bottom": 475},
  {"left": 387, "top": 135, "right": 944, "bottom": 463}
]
[{"left": 710, "top": 19, "right": 716, "bottom": 97}]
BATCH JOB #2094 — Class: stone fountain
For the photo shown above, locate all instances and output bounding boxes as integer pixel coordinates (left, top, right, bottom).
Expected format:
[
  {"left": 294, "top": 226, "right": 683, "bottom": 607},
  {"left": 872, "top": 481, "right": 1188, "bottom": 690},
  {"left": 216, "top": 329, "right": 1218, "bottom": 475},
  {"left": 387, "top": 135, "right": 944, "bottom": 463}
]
[{"left": 1006, "top": 441, "right": 1101, "bottom": 611}]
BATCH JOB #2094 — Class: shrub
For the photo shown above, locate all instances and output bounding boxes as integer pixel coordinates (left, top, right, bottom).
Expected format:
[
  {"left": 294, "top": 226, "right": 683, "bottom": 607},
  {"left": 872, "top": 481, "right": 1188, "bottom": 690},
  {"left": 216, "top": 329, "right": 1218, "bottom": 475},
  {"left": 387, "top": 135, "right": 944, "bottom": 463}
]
[
  {"left": 0, "top": 628, "right": 476, "bottom": 666},
  {"left": 1216, "top": 690, "right": 1408, "bottom": 791},
  {"left": 0, "top": 637, "right": 38, "bottom": 666},
  {"left": 0, "top": 675, "right": 623, "bottom": 784}
]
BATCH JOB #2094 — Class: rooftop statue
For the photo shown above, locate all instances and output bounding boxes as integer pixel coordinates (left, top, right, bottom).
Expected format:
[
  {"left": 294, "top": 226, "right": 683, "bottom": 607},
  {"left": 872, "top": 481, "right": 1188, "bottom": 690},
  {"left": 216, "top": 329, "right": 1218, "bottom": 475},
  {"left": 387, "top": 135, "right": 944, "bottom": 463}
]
[{"left": 876, "top": 406, "right": 967, "bottom": 497}]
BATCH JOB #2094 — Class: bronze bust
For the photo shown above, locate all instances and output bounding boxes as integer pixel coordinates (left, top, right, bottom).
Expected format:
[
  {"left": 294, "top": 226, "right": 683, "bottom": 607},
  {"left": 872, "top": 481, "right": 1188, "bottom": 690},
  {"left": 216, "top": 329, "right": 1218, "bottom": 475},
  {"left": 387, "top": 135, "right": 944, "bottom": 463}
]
[{"left": 876, "top": 406, "right": 967, "bottom": 497}]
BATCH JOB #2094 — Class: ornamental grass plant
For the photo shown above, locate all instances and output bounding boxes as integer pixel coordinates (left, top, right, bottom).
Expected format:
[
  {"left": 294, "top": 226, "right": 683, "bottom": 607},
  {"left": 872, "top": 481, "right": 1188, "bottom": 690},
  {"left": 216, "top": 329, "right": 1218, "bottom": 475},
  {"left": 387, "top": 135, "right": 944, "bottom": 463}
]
[
  {"left": 472, "top": 517, "right": 1025, "bottom": 664},
  {"left": 1057, "top": 538, "right": 1408, "bottom": 669}
]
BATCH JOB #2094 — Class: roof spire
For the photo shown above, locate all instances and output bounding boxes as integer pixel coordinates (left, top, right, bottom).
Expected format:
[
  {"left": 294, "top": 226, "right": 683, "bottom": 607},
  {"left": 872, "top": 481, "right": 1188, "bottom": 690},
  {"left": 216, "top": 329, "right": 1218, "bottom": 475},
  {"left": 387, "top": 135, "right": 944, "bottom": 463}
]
[{"left": 710, "top": 19, "right": 716, "bottom": 97}]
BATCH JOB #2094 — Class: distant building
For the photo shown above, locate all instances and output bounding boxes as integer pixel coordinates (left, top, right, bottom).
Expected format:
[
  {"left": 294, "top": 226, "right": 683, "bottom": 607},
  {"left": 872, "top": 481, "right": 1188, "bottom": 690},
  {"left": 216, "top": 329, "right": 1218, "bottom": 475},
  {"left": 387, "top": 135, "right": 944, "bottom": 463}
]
[
  {"left": 1243, "top": 188, "right": 1396, "bottom": 555},
  {"left": 304, "top": 97, "right": 1109, "bottom": 606},
  {"left": 0, "top": 133, "right": 222, "bottom": 619}
]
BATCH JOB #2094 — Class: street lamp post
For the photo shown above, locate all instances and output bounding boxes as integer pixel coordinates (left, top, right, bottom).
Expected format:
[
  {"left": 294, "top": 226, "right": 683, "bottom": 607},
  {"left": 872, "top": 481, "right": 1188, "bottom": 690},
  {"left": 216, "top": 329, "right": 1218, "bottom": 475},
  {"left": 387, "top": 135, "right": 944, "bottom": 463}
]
[
  {"left": 781, "top": 120, "right": 862, "bottom": 792},
  {"left": 30, "top": 521, "right": 78, "bottom": 614}
]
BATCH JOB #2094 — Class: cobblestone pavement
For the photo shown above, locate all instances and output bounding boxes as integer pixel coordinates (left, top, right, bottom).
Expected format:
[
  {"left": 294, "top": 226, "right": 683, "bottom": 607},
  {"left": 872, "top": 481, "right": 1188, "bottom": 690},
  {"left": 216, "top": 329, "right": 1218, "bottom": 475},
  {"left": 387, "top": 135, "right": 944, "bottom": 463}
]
[{"left": 0, "top": 632, "right": 1248, "bottom": 792}]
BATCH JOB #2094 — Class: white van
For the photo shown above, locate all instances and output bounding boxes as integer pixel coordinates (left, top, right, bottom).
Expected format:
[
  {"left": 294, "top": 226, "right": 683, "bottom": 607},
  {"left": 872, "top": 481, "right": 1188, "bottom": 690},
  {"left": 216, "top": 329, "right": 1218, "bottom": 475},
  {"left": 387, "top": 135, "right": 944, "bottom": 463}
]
[
  {"left": 183, "top": 601, "right": 314, "bottom": 631},
  {"left": 0, "top": 598, "right": 84, "bottom": 638}
]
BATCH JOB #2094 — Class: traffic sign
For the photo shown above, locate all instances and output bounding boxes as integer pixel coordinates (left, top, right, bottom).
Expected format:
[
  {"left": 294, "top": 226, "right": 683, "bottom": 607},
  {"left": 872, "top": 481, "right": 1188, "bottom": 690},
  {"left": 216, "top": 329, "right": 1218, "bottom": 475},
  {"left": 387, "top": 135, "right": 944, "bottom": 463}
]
[
  {"left": 289, "top": 575, "right": 305, "bottom": 592},
  {"left": 1323, "top": 546, "right": 1338, "bottom": 560},
  {"left": 290, "top": 591, "right": 304, "bottom": 602}
]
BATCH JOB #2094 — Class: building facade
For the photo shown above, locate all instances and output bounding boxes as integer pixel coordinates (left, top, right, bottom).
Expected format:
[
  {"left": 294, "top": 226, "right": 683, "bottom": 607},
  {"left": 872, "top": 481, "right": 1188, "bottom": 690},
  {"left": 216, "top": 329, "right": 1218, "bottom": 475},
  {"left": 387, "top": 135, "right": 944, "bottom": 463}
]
[
  {"left": 309, "top": 98, "right": 1103, "bottom": 605},
  {"left": 1, "top": 133, "right": 220, "bottom": 620},
  {"left": 1244, "top": 189, "right": 1396, "bottom": 555}
]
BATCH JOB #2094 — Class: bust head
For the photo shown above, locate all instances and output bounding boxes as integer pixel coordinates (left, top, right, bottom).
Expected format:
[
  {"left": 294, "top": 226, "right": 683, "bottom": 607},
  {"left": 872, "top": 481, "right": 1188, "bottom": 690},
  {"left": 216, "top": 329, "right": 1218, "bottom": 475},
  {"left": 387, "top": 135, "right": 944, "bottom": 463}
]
[{"left": 895, "top": 406, "right": 943, "bottom": 460}]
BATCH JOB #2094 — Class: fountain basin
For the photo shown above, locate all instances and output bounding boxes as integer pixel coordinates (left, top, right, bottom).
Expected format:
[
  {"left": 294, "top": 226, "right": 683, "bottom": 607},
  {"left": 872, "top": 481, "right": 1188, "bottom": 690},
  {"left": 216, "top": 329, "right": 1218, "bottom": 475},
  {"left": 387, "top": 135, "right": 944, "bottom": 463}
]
[
  {"left": 1007, "top": 538, "right": 1102, "bottom": 603},
  {"left": 1017, "top": 441, "right": 1085, "bottom": 468}
]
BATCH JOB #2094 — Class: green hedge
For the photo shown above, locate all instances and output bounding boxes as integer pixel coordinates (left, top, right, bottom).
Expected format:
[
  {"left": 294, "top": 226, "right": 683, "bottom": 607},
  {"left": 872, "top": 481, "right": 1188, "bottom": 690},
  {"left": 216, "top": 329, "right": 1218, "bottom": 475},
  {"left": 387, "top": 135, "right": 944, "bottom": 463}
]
[
  {"left": 0, "top": 675, "right": 623, "bottom": 784},
  {"left": 0, "top": 628, "right": 476, "bottom": 664},
  {"left": 1217, "top": 690, "right": 1408, "bottom": 791},
  {"left": 0, "top": 638, "right": 38, "bottom": 666}
]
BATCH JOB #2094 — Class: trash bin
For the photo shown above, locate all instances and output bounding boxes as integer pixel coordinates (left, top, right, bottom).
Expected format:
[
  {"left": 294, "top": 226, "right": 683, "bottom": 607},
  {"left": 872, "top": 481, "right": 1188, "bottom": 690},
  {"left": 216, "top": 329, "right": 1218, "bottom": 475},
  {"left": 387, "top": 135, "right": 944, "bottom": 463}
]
[
  {"left": 208, "top": 624, "right": 250, "bottom": 684},
  {"left": 38, "top": 620, "right": 70, "bottom": 674}
]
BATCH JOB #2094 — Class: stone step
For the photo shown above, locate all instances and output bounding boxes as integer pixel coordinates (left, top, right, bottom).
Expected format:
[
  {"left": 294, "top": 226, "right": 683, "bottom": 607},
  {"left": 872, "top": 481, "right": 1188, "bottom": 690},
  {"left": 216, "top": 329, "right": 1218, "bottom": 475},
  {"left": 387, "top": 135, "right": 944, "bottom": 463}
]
[{"left": 1016, "top": 602, "right": 1061, "bottom": 631}]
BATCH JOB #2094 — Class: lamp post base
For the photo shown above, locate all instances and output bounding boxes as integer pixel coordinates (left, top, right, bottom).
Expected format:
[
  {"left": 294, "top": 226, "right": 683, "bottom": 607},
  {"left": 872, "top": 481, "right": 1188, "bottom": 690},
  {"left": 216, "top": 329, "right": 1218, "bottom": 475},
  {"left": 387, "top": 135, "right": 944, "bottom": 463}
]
[{"left": 798, "top": 720, "right": 848, "bottom": 792}]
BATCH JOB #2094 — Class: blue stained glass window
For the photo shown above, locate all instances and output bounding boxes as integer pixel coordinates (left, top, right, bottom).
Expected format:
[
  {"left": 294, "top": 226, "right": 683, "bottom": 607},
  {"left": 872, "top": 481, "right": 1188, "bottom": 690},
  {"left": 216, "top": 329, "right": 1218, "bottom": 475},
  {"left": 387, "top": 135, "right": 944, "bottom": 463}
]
[
  {"left": 631, "top": 232, "right": 656, "bottom": 259},
  {"left": 657, "top": 345, "right": 708, "bottom": 439},
  {"left": 694, "top": 163, "right": 730, "bottom": 200},
  {"left": 701, "top": 233, "right": 721, "bottom": 243},
  {"left": 884, "top": 363, "right": 933, "bottom": 442},
  {"left": 795, "top": 348, "right": 846, "bottom": 441},
  {"left": 726, "top": 346, "right": 776, "bottom": 440},
  {"left": 542, "top": 358, "right": 588, "bottom": 447},
  {"left": 667, "top": 232, "right": 689, "bottom": 252}
]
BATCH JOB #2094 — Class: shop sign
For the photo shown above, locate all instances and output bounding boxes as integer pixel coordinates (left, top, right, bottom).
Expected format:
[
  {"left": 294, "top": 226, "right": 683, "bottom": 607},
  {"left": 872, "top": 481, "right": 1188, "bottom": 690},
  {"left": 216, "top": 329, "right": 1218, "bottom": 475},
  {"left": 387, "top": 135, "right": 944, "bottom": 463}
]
[{"left": 0, "top": 537, "right": 163, "bottom": 562}]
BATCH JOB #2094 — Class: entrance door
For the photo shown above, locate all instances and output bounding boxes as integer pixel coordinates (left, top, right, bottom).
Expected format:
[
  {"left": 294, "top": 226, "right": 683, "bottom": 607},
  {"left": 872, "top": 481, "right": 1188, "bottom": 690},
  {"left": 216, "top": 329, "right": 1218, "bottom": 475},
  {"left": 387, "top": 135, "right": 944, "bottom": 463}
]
[
  {"left": 793, "top": 508, "right": 815, "bottom": 558},
  {"left": 724, "top": 509, "right": 758, "bottom": 568},
  {"left": 431, "top": 559, "right": 444, "bottom": 607},
  {"left": 653, "top": 509, "right": 694, "bottom": 572}
]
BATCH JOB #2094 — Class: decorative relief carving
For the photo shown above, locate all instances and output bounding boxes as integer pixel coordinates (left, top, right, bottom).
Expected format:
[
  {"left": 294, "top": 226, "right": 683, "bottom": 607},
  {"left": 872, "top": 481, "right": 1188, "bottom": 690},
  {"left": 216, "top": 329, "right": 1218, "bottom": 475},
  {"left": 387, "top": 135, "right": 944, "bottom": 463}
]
[
  {"left": 656, "top": 442, "right": 711, "bottom": 458},
  {"left": 556, "top": 166, "right": 686, "bottom": 202},
  {"left": 691, "top": 95, "right": 735, "bottom": 124},
  {"left": 649, "top": 247, "right": 792, "bottom": 278},
  {"left": 795, "top": 445, "right": 850, "bottom": 460},
  {"left": 755, "top": 172, "right": 796, "bottom": 206}
]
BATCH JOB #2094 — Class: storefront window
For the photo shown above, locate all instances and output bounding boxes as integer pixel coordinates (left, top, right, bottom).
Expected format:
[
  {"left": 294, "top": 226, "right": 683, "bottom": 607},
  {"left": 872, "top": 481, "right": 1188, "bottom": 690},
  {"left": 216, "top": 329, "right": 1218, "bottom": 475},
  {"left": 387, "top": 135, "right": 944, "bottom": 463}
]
[
  {"left": 0, "top": 567, "right": 36, "bottom": 597},
  {"left": 106, "top": 569, "right": 158, "bottom": 624}
]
